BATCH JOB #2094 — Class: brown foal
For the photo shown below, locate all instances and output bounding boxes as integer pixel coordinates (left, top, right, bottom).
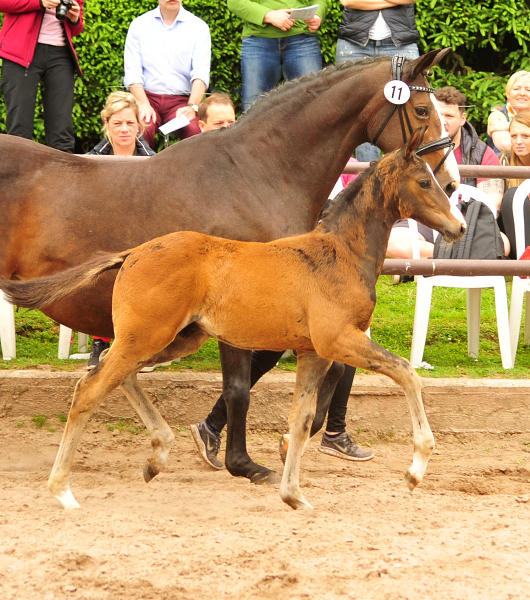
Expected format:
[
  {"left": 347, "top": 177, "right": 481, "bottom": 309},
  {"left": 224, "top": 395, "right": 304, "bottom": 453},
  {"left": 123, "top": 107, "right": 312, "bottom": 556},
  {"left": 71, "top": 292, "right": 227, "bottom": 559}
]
[{"left": 1, "top": 129, "right": 464, "bottom": 510}]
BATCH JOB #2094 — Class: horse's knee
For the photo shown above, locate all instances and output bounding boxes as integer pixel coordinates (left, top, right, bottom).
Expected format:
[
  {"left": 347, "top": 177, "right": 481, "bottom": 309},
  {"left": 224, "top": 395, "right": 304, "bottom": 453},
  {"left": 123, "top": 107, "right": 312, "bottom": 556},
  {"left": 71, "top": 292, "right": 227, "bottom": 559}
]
[{"left": 223, "top": 379, "right": 251, "bottom": 411}]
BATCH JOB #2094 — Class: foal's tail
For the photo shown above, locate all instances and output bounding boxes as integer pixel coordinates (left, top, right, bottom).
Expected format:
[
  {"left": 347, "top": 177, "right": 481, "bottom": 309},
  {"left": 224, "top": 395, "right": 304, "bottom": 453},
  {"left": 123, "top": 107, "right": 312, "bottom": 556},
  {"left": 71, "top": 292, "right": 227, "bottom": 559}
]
[{"left": 0, "top": 252, "right": 129, "bottom": 309}]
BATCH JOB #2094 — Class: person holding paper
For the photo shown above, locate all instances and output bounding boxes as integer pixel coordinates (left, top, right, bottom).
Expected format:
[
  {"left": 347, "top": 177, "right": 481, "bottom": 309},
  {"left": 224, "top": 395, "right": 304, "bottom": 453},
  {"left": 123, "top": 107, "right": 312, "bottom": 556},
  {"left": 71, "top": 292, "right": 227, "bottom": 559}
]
[
  {"left": 124, "top": 0, "right": 211, "bottom": 148},
  {"left": 227, "top": 0, "right": 327, "bottom": 111},
  {"left": 336, "top": 0, "right": 420, "bottom": 163}
]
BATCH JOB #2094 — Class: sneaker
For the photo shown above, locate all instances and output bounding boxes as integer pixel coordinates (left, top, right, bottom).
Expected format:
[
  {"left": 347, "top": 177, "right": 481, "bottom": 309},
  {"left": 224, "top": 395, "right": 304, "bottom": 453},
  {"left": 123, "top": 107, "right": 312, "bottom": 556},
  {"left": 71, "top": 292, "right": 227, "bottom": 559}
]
[
  {"left": 87, "top": 340, "right": 110, "bottom": 371},
  {"left": 319, "top": 432, "right": 374, "bottom": 462},
  {"left": 190, "top": 420, "right": 224, "bottom": 470}
]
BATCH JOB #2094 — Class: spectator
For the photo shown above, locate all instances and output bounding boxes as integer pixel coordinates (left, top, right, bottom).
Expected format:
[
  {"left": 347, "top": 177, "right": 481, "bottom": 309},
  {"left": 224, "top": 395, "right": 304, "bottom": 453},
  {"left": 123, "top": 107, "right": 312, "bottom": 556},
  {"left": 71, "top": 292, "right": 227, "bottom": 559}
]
[
  {"left": 0, "top": 0, "right": 84, "bottom": 153},
  {"left": 387, "top": 86, "right": 508, "bottom": 261},
  {"left": 85, "top": 91, "right": 155, "bottom": 370},
  {"left": 198, "top": 93, "right": 236, "bottom": 132},
  {"left": 227, "top": 0, "right": 327, "bottom": 111},
  {"left": 498, "top": 112, "right": 530, "bottom": 259},
  {"left": 335, "top": 0, "right": 420, "bottom": 162},
  {"left": 124, "top": 0, "right": 211, "bottom": 149},
  {"left": 487, "top": 71, "right": 530, "bottom": 156}
]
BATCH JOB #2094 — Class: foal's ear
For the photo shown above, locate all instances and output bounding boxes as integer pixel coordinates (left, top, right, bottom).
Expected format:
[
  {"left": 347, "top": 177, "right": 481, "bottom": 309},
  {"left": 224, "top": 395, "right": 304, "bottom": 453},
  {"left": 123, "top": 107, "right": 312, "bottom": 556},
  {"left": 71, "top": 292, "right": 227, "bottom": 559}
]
[
  {"left": 409, "top": 48, "right": 451, "bottom": 77},
  {"left": 405, "top": 127, "right": 426, "bottom": 159}
]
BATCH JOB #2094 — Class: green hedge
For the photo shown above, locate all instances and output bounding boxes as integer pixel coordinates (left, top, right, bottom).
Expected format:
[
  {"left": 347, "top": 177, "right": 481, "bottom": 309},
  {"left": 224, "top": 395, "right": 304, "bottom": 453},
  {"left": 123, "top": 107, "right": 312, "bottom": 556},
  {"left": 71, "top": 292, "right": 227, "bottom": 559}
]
[{"left": 1, "top": 0, "right": 529, "bottom": 149}]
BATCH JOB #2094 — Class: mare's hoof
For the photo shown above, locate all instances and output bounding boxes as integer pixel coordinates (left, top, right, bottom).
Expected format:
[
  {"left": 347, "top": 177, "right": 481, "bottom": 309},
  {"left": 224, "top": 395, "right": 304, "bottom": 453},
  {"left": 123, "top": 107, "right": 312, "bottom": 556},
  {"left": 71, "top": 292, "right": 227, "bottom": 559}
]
[
  {"left": 278, "top": 434, "right": 290, "bottom": 465},
  {"left": 143, "top": 462, "right": 159, "bottom": 483},
  {"left": 404, "top": 469, "right": 420, "bottom": 492},
  {"left": 250, "top": 470, "right": 281, "bottom": 486}
]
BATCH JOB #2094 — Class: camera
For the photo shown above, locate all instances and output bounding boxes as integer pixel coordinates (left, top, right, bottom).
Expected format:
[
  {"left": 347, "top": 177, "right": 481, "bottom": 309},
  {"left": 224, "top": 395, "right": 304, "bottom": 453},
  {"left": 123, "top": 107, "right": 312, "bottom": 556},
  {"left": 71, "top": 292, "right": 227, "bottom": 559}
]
[{"left": 56, "top": 0, "right": 74, "bottom": 22}]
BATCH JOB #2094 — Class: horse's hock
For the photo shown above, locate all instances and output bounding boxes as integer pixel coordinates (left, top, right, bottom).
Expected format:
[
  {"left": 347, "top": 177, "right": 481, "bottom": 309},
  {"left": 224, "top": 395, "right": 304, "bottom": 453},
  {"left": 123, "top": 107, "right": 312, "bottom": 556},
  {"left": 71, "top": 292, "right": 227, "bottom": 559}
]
[{"left": 1, "top": 370, "right": 529, "bottom": 435}]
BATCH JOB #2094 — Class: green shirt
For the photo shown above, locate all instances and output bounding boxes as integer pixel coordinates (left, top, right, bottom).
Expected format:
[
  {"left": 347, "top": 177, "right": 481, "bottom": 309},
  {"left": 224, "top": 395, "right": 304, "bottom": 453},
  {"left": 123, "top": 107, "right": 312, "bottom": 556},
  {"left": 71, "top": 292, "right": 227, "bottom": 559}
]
[{"left": 227, "top": 0, "right": 328, "bottom": 39}]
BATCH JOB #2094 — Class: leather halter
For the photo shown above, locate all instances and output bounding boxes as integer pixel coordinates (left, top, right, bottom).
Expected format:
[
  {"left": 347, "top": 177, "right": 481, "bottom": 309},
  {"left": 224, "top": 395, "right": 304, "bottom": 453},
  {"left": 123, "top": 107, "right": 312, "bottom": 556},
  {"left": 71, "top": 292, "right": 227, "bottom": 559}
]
[{"left": 370, "top": 55, "right": 454, "bottom": 174}]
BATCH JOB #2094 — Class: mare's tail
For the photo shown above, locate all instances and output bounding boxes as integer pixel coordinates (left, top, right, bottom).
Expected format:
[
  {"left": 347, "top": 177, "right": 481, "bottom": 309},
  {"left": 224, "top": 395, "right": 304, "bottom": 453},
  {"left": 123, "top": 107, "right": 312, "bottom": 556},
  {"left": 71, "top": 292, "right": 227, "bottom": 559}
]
[{"left": 0, "top": 252, "right": 129, "bottom": 309}]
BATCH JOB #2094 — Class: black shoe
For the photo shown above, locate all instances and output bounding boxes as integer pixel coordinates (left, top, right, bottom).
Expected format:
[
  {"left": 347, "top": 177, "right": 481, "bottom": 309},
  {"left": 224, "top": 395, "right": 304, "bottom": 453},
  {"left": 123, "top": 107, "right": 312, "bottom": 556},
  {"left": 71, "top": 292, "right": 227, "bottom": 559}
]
[
  {"left": 87, "top": 340, "right": 110, "bottom": 371},
  {"left": 190, "top": 420, "right": 223, "bottom": 470},
  {"left": 319, "top": 432, "right": 374, "bottom": 462}
]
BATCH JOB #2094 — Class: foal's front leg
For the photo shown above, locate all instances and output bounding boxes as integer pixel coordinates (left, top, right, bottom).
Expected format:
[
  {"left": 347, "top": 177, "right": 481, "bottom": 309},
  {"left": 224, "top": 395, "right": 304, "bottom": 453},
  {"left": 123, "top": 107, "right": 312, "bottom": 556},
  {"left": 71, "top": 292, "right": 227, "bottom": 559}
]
[
  {"left": 318, "top": 327, "right": 434, "bottom": 491},
  {"left": 280, "top": 352, "right": 332, "bottom": 510}
]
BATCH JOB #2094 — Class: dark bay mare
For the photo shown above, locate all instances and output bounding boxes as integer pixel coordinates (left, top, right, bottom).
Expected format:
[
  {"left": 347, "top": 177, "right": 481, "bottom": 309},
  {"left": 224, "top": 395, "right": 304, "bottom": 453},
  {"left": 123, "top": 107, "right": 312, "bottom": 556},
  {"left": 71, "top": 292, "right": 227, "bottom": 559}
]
[
  {"left": 0, "top": 49, "right": 459, "bottom": 485},
  {"left": 0, "top": 129, "right": 464, "bottom": 509}
]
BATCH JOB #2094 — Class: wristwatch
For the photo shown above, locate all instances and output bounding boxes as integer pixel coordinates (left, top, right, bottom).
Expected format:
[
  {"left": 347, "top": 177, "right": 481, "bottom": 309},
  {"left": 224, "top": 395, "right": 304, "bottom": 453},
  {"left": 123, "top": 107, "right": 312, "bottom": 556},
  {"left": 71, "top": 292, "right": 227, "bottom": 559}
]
[{"left": 187, "top": 103, "right": 199, "bottom": 113}]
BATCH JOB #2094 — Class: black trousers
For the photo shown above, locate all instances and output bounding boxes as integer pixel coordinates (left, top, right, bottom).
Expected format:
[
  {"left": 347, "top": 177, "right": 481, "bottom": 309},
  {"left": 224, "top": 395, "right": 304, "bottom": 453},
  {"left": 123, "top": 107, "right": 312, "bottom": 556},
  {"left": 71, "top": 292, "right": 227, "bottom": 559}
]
[
  {"left": 206, "top": 350, "right": 356, "bottom": 435},
  {"left": 499, "top": 186, "right": 530, "bottom": 260},
  {"left": 1, "top": 43, "right": 75, "bottom": 152}
]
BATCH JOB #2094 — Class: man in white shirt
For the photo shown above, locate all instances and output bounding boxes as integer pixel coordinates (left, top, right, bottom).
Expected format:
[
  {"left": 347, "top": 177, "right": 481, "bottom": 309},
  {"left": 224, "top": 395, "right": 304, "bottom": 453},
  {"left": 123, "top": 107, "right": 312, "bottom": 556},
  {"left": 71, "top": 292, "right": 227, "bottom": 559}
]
[{"left": 124, "top": 0, "right": 211, "bottom": 148}]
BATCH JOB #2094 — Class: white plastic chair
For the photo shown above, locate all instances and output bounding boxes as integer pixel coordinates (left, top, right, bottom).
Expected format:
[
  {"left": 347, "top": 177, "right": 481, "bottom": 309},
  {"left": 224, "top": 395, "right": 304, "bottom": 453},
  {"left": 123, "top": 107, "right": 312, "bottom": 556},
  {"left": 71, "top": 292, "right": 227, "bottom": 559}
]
[
  {"left": 0, "top": 291, "right": 16, "bottom": 360},
  {"left": 58, "top": 326, "right": 89, "bottom": 359},
  {"left": 508, "top": 179, "right": 530, "bottom": 363},
  {"left": 409, "top": 184, "right": 513, "bottom": 369}
]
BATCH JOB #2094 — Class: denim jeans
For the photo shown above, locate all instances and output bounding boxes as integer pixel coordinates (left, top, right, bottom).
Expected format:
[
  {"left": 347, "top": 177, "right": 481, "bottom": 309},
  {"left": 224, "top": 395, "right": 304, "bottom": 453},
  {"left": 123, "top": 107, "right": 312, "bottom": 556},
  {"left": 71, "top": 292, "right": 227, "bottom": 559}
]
[
  {"left": 336, "top": 38, "right": 419, "bottom": 162},
  {"left": 241, "top": 34, "right": 322, "bottom": 111}
]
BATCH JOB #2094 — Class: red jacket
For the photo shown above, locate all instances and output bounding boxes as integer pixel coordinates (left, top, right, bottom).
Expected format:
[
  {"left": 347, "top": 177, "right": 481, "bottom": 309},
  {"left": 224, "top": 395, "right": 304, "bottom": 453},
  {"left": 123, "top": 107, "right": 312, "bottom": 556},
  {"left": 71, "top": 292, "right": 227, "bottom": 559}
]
[{"left": 0, "top": 0, "right": 84, "bottom": 74}]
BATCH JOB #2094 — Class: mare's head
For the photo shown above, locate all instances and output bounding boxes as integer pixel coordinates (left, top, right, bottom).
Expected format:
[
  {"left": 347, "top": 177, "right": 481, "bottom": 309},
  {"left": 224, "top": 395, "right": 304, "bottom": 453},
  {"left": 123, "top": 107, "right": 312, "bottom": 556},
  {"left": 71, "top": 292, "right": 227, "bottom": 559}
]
[
  {"left": 366, "top": 48, "right": 460, "bottom": 196},
  {"left": 381, "top": 128, "right": 465, "bottom": 243}
]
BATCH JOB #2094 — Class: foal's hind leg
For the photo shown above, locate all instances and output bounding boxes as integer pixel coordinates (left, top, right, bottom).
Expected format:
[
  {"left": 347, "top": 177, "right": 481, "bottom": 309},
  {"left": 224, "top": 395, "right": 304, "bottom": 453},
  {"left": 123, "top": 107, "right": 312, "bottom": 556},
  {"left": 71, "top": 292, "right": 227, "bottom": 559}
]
[
  {"left": 280, "top": 352, "right": 332, "bottom": 510},
  {"left": 317, "top": 328, "right": 434, "bottom": 491},
  {"left": 48, "top": 358, "right": 136, "bottom": 509},
  {"left": 120, "top": 375, "right": 175, "bottom": 483}
]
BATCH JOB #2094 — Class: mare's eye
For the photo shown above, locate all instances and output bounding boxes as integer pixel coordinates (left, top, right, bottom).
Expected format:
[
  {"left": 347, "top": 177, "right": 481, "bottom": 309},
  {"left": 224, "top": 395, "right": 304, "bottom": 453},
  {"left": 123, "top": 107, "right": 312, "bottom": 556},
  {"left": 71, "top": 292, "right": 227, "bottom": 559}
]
[
  {"left": 419, "top": 180, "right": 431, "bottom": 188},
  {"left": 415, "top": 107, "right": 428, "bottom": 118}
]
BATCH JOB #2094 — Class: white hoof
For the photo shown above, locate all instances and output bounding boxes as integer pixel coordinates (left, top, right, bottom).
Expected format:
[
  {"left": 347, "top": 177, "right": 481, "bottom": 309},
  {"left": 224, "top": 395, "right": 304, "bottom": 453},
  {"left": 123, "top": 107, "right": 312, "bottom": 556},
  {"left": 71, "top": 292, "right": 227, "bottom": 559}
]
[{"left": 55, "top": 488, "right": 81, "bottom": 510}]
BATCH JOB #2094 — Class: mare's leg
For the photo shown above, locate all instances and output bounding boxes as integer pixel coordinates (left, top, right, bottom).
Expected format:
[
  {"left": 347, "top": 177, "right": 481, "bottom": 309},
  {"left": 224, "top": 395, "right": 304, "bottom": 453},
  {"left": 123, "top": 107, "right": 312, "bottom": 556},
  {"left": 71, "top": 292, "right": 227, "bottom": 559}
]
[
  {"left": 120, "top": 375, "right": 176, "bottom": 483},
  {"left": 206, "top": 349, "right": 283, "bottom": 433},
  {"left": 319, "top": 328, "right": 434, "bottom": 491},
  {"left": 220, "top": 343, "right": 281, "bottom": 485},
  {"left": 280, "top": 352, "right": 332, "bottom": 510}
]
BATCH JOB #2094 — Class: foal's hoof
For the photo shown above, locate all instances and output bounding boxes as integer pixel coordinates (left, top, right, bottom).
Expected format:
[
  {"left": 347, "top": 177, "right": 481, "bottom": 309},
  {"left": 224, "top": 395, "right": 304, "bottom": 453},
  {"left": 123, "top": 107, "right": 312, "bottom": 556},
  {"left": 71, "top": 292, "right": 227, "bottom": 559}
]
[
  {"left": 279, "top": 434, "right": 290, "bottom": 465},
  {"left": 143, "top": 462, "right": 159, "bottom": 483},
  {"left": 404, "top": 469, "right": 420, "bottom": 492},
  {"left": 250, "top": 470, "right": 281, "bottom": 486}
]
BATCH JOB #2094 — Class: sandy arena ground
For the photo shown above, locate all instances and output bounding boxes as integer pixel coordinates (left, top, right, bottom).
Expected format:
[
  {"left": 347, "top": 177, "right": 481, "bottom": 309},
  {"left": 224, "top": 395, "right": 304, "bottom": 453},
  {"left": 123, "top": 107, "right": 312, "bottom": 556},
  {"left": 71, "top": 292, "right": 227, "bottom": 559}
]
[{"left": 1, "top": 414, "right": 530, "bottom": 600}]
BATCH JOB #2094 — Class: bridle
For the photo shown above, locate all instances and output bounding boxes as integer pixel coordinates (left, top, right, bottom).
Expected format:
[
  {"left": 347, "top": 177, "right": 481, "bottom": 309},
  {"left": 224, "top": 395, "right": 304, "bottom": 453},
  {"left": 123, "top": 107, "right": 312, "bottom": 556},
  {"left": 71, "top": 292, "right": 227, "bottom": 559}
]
[{"left": 370, "top": 55, "right": 454, "bottom": 174}]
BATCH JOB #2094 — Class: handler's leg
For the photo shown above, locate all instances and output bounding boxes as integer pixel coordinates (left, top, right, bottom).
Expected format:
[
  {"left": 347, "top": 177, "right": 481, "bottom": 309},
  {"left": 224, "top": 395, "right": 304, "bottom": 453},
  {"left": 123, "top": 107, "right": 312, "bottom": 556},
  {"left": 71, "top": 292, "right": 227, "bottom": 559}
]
[{"left": 319, "top": 364, "right": 374, "bottom": 461}]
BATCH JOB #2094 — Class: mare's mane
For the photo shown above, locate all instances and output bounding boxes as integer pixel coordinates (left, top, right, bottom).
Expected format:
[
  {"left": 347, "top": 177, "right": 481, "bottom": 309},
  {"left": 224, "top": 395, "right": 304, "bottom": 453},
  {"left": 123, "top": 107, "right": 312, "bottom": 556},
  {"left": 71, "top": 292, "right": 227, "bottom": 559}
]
[
  {"left": 317, "top": 160, "right": 379, "bottom": 231},
  {"left": 242, "top": 55, "right": 392, "bottom": 120}
]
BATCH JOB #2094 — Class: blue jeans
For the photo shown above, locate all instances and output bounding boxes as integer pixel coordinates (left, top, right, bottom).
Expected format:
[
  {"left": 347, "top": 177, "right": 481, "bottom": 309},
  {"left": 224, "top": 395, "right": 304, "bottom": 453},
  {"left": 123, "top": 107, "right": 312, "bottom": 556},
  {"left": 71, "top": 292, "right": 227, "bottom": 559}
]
[
  {"left": 336, "top": 37, "right": 419, "bottom": 63},
  {"left": 336, "top": 38, "right": 419, "bottom": 162},
  {"left": 241, "top": 34, "right": 322, "bottom": 111}
]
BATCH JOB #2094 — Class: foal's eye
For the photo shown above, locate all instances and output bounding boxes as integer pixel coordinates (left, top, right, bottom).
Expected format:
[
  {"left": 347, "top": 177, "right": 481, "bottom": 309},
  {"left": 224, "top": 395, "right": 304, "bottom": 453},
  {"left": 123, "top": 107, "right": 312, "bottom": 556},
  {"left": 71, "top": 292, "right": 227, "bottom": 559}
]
[
  {"left": 414, "top": 107, "right": 428, "bottom": 118},
  {"left": 419, "top": 180, "right": 431, "bottom": 188}
]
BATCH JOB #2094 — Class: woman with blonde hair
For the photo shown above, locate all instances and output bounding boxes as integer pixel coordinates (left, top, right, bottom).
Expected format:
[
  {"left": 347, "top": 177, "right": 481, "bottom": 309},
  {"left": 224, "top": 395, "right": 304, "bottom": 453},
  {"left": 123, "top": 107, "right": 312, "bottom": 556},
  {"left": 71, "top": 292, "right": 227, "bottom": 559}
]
[
  {"left": 498, "top": 111, "right": 530, "bottom": 258},
  {"left": 87, "top": 91, "right": 155, "bottom": 157},
  {"left": 86, "top": 91, "right": 155, "bottom": 368},
  {"left": 488, "top": 71, "right": 530, "bottom": 156}
]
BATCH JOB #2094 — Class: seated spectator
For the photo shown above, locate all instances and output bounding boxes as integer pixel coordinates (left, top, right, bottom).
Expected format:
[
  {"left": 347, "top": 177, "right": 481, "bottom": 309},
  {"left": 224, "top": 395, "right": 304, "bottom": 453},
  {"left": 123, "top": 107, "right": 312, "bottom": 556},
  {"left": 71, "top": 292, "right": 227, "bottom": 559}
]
[
  {"left": 198, "top": 93, "right": 236, "bottom": 132},
  {"left": 487, "top": 71, "right": 530, "bottom": 156},
  {"left": 498, "top": 112, "right": 530, "bottom": 259},
  {"left": 86, "top": 91, "right": 155, "bottom": 369},
  {"left": 387, "top": 86, "right": 508, "bottom": 262}
]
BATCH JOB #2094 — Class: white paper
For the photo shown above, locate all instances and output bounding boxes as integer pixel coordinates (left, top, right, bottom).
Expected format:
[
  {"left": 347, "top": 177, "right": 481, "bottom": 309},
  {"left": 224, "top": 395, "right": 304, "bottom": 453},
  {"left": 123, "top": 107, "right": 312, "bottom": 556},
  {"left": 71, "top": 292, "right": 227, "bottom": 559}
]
[
  {"left": 288, "top": 4, "right": 319, "bottom": 21},
  {"left": 159, "top": 114, "right": 190, "bottom": 135}
]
